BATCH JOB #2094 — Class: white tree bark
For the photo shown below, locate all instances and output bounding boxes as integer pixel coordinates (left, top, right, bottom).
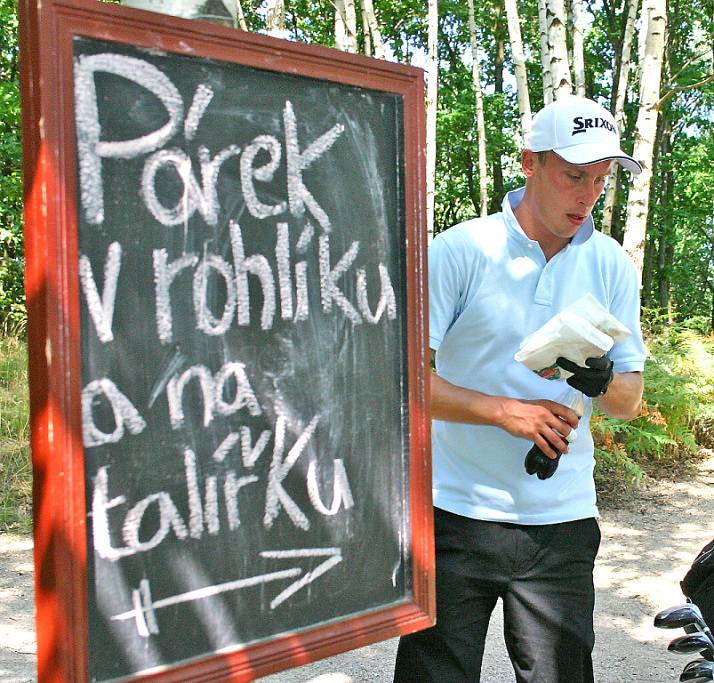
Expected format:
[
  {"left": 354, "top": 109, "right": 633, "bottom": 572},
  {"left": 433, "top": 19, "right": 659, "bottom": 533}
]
[
  {"left": 602, "top": 0, "right": 639, "bottom": 235},
  {"left": 637, "top": 0, "right": 649, "bottom": 65},
  {"left": 545, "top": 0, "right": 573, "bottom": 100},
  {"left": 467, "top": 0, "right": 489, "bottom": 216},
  {"left": 235, "top": 0, "right": 248, "bottom": 29},
  {"left": 344, "top": 0, "right": 358, "bottom": 52},
  {"left": 335, "top": 0, "right": 346, "bottom": 49},
  {"left": 362, "top": 0, "right": 386, "bottom": 59},
  {"left": 335, "top": 0, "right": 358, "bottom": 53},
  {"left": 622, "top": 0, "right": 667, "bottom": 284},
  {"left": 504, "top": 0, "right": 532, "bottom": 139},
  {"left": 265, "top": 0, "right": 285, "bottom": 36},
  {"left": 571, "top": 0, "right": 587, "bottom": 96},
  {"left": 538, "top": 0, "right": 554, "bottom": 103},
  {"left": 361, "top": 2, "right": 372, "bottom": 56},
  {"left": 426, "top": 0, "right": 439, "bottom": 240}
]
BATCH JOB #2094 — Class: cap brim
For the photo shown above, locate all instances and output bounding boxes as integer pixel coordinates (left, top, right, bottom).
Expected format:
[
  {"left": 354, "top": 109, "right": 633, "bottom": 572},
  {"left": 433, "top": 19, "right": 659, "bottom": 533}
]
[{"left": 554, "top": 143, "right": 642, "bottom": 175}]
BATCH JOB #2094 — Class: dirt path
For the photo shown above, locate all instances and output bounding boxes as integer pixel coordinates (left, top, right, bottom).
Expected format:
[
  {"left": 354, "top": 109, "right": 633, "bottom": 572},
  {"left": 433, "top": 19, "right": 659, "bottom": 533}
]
[
  {"left": 2, "top": 454, "right": 713, "bottom": 682},
  {"left": 0, "top": 535, "right": 34, "bottom": 683}
]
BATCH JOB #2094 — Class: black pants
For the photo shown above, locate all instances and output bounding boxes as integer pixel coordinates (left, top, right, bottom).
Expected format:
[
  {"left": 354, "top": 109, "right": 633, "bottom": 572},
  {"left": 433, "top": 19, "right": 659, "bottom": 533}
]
[{"left": 394, "top": 509, "right": 601, "bottom": 683}]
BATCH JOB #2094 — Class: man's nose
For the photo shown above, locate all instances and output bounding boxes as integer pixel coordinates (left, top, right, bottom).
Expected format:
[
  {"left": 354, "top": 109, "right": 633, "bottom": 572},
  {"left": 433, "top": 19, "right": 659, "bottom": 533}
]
[{"left": 579, "top": 182, "right": 603, "bottom": 208}]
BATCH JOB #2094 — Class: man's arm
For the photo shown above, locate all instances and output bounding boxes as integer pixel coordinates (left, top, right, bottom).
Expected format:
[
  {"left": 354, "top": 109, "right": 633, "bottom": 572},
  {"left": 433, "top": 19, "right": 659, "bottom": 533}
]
[
  {"left": 595, "top": 371, "right": 643, "bottom": 420},
  {"left": 430, "top": 351, "right": 580, "bottom": 460}
]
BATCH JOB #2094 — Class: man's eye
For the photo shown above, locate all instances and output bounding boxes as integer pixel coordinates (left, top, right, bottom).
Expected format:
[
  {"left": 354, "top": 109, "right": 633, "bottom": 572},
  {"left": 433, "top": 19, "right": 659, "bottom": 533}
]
[{"left": 568, "top": 174, "right": 582, "bottom": 181}]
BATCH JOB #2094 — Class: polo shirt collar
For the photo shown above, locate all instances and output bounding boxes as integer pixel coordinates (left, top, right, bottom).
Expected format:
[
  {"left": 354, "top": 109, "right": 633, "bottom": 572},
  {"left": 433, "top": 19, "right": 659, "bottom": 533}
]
[{"left": 501, "top": 187, "right": 594, "bottom": 246}]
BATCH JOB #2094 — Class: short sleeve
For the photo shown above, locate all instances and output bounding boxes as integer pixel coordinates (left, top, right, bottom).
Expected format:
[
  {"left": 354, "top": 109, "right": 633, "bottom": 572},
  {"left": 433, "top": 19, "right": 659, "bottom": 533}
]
[
  {"left": 607, "top": 252, "right": 647, "bottom": 374},
  {"left": 428, "top": 231, "right": 465, "bottom": 351}
]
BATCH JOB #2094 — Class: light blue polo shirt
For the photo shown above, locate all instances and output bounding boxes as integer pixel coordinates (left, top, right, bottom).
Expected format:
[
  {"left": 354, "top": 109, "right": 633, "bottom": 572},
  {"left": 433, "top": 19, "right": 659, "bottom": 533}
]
[{"left": 429, "top": 188, "right": 647, "bottom": 524}]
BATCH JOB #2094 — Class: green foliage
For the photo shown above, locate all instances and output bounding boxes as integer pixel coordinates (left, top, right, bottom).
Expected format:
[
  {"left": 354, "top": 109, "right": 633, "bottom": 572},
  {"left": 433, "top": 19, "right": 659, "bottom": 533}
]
[
  {"left": 0, "top": 335, "right": 31, "bottom": 532},
  {"left": 593, "top": 324, "right": 714, "bottom": 490},
  {"left": 2, "top": 0, "right": 712, "bottom": 516},
  {"left": 0, "top": 0, "right": 25, "bottom": 330},
  {"left": 660, "top": 130, "right": 714, "bottom": 325}
]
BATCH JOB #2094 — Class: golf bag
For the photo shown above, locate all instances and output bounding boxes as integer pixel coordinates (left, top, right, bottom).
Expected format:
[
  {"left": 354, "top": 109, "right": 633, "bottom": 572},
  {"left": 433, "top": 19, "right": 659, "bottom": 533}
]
[
  {"left": 682, "top": 539, "right": 714, "bottom": 630},
  {"left": 654, "top": 538, "right": 714, "bottom": 681}
]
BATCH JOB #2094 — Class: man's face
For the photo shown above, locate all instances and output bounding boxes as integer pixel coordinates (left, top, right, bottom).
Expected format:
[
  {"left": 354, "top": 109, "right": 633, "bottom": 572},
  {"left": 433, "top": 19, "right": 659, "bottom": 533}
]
[{"left": 522, "top": 150, "right": 613, "bottom": 243}]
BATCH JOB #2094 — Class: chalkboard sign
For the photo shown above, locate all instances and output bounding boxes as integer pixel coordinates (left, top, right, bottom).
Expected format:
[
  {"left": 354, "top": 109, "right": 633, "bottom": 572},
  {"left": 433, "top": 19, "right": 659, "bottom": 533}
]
[{"left": 19, "top": 0, "right": 432, "bottom": 681}]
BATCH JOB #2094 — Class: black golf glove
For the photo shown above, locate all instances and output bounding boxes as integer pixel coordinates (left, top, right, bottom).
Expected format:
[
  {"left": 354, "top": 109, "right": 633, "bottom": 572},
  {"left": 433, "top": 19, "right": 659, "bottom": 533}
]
[
  {"left": 524, "top": 444, "right": 561, "bottom": 480},
  {"left": 556, "top": 355, "right": 614, "bottom": 398}
]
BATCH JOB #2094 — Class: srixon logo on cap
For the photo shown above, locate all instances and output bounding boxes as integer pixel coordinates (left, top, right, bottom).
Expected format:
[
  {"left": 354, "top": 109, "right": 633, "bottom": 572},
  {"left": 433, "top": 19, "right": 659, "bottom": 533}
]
[{"left": 572, "top": 116, "right": 616, "bottom": 135}]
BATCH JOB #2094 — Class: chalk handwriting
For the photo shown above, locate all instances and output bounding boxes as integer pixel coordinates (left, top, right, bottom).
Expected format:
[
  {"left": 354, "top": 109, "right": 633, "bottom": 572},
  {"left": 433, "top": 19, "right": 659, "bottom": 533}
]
[
  {"left": 153, "top": 250, "right": 199, "bottom": 343},
  {"left": 166, "top": 362, "right": 262, "bottom": 430},
  {"left": 319, "top": 235, "right": 361, "bottom": 323},
  {"left": 306, "top": 459, "right": 354, "bottom": 516},
  {"left": 193, "top": 254, "right": 238, "bottom": 336},
  {"left": 229, "top": 220, "right": 277, "bottom": 331},
  {"left": 264, "top": 412, "right": 321, "bottom": 530},
  {"left": 74, "top": 53, "right": 184, "bottom": 224},
  {"left": 92, "top": 466, "right": 187, "bottom": 561},
  {"left": 152, "top": 223, "right": 396, "bottom": 343},
  {"left": 141, "top": 145, "right": 241, "bottom": 226},
  {"left": 82, "top": 378, "right": 146, "bottom": 447},
  {"left": 240, "top": 135, "right": 287, "bottom": 219},
  {"left": 74, "top": 51, "right": 346, "bottom": 232},
  {"left": 357, "top": 263, "right": 397, "bottom": 323},
  {"left": 75, "top": 49, "right": 401, "bottom": 635},
  {"left": 79, "top": 241, "right": 122, "bottom": 343},
  {"left": 284, "top": 100, "right": 344, "bottom": 232},
  {"left": 91, "top": 412, "right": 352, "bottom": 560},
  {"left": 184, "top": 84, "right": 214, "bottom": 141}
]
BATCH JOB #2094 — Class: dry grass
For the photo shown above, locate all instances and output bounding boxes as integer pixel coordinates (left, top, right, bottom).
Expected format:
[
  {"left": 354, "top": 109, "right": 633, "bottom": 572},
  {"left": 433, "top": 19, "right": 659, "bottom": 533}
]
[{"left": 0, "top": 335, "right": 31, "bottom": 533}]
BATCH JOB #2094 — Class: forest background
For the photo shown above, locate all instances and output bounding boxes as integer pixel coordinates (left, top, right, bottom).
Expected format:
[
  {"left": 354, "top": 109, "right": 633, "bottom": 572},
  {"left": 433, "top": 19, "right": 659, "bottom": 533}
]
[{"left": 0, "top": 0, "right": 713, "bottom": 531}]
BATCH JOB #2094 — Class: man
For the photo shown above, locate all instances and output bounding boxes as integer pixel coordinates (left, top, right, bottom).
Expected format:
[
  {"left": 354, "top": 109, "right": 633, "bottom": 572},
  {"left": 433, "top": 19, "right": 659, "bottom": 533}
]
[{"left": 394, "top": 96, "right": 647, "bottom": 682}]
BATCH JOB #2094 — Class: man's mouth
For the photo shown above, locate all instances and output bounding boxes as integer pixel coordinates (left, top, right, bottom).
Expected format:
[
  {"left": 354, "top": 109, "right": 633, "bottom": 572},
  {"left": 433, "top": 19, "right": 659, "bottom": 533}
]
[{"left": 566, "top": 213, "right": 587, "bottom": 225}]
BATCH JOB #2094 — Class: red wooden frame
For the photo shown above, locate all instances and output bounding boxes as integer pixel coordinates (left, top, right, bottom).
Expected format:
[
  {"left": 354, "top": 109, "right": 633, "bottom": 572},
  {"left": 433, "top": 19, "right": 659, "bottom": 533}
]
[{"left": 19, "top": 0, "right": 433, "bottom": 680}]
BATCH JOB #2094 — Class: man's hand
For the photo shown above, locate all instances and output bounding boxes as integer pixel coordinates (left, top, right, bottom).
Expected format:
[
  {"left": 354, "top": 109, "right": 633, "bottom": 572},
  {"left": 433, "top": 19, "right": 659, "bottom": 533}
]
[
  {"left": 429, "top": 371, "right": 579, "bottom": 459},
  {"left": 497, "top": 398, "right": 579, "bottom": 459},
  {"left": 557, "top": 355, "right": 614, "bottom": 398}
]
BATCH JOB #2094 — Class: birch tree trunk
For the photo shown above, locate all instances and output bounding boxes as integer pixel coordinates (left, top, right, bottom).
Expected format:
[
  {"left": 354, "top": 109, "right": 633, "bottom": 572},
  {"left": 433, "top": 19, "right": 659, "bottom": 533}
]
[
  {"left": 570, "top": 0, "right": 587, "bottom": 96},
  {"left": 538, "top": 0, "right": 554, "bottom": 103},
  {"left": 504, "top": 0, "right": 532, "bottom": 139},
  {"left": 622, "top": 0, "right": 667, "bottom": 285},
  {"left": 641, "top": 107, "right": 666, "bottom": 303},
  {"left": 335, "top": 0, "right": 358, "bottom": 53},
  {"left": 235, "top": 0, "right": 248, "bottom": 30},
  {"left": 265, "top": 0, "right": 285, "bottom": 36},
  {"left": 362, "top": 0, "right": 386, "bottom": 59},
  {"left": 602, "top": 0, "right": 639, "bottom": 235},
  {"left": 345, "top": 0, "right": 358, "bottom": 53},
  {"left": 467, "top": 0, "right": 488, "bottom": 216},
  {"left": 426, "top": 0, "right": 439, "bottom": 240},
  {"left": 362, "top": 2, "right": 372, "bottom": 56},
  {"left": 490, "top": 35, "right": 505, "bottom": 212},
  {"left": 335, "top": 3, "right": 347, "bottom": 51},
  {"left": 544, "top": 0, "right": 573, "bottom": 99}
]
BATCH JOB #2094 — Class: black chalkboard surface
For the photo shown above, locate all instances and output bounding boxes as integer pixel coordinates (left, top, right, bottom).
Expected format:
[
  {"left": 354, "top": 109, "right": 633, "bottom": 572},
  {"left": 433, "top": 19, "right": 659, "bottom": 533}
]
[
  {"left": 20, "top": 0, "right": 431, "bottom": 678},
  {"left": 75, "top": 35, "right": 410, "bottom": 681}
]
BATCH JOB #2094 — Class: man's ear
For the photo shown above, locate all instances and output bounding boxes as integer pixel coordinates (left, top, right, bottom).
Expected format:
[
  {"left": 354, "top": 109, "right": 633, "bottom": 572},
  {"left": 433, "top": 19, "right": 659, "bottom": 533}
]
[{"left": 521, "top": 149, "right": 538, "bottom": 178}]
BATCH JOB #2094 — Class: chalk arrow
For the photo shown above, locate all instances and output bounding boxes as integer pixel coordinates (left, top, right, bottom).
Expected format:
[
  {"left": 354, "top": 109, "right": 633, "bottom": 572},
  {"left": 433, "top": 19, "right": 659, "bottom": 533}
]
[
  {"left": 260, "top": 547, "right": 342, "bottom": 609},
  {"left": 111, "top": 547, "right": 342, "bottom": 637}
]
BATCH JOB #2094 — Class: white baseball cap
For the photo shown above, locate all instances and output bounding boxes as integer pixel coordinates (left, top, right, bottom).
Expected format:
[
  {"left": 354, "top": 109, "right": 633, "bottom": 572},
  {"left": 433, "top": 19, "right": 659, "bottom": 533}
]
[{"left": 525, "top": 95, "right": 642, "bottom": 175}]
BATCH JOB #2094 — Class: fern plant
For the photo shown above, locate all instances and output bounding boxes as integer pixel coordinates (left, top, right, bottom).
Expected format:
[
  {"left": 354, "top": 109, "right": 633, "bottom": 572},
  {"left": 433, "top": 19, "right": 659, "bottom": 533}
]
[{"left": 593, "top": 324, "right": 714, "bottom": 490}]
